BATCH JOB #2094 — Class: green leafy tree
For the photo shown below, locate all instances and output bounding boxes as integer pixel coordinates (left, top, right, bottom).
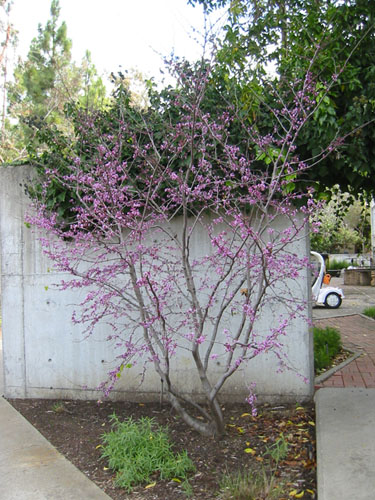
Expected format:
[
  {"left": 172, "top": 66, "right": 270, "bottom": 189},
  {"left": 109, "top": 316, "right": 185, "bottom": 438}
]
[
  {"left": 310, "top": 189, "right": 370, "bottom": 253},
  {"left": 189, "top": 0, "right": 375, "bottom": 198},
  {"left": 341, "top": 199, "right": 371, "bottom": 253}
]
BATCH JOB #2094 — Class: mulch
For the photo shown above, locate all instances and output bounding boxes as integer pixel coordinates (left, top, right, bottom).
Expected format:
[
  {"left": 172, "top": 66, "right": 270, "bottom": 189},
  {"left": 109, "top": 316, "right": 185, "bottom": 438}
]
[{"left": 8, "top": 398, "right": 316, "bottom": 499}]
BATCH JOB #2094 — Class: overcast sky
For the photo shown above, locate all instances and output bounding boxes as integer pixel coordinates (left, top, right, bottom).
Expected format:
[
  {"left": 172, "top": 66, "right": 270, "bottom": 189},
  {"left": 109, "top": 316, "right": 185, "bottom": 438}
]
[{"left": 9, "top": 0, "right": 225, "bottom": 81}]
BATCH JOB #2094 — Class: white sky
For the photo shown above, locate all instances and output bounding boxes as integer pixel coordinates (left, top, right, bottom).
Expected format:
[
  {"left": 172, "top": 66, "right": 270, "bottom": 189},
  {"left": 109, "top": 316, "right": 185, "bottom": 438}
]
[{"left": 9, "top": 0, "right": 225, "bottom": 82}]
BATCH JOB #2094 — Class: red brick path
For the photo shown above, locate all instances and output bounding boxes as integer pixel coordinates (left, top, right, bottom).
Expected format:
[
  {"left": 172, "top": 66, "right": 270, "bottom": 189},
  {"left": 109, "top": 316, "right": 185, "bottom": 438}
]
[{"left": 314, "top": 315, "right": 375, "bottom": 389}]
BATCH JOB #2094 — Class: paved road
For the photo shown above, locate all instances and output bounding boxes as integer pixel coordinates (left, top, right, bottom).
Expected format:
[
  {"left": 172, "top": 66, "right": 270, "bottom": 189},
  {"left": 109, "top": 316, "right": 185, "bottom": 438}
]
[
  {"left": 313, "top": 275, "right": 375, "bottom": 389},
  {"left": 313, "top": 276, "right": 375, "bottom": 319}
]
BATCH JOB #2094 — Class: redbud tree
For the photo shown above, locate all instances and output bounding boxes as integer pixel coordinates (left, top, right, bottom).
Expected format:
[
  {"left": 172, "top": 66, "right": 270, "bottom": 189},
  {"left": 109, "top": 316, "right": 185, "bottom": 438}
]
[{"left": 28, "top": 59, "right": 340, "bottom": 437}]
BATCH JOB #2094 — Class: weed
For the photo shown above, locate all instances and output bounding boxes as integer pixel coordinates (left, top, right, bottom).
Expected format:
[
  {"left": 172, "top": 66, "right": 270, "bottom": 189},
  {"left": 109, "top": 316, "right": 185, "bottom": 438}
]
[
  {"left": 51, "top": 402, "right": 65, "bottom": 413},
  {"left": 363, "top": 306, "right": 375, "bottom": 320},
  {"left": 218, "top": 432, "right": 288, "bottom": 500},
  {"left": 314, "top": 349, "right": 331, "bottom": 371},
  {"left": 314, "top": 326, "right": 342, "bottom": 372},
  {"left": 101, "top": 414, "right": 195, "bottom": 492},
  {"left": 264, "top": 433, "right": 289, "bottom": 464},
  {"left": 181, "top": 479, "right": 194, "bottom": 498},
  {"left": 218, "top": 468, "right": 282, "bottom": 499}
]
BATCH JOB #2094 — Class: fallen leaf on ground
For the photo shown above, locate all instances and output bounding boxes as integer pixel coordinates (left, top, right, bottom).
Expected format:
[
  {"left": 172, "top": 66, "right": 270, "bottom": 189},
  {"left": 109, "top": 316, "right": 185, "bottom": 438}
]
[
  {"left": 145, "top": 482, "right": 156, "bottom": 489},
  {"left": 244, "top": 447, "right": 256, "bottom": 455}
]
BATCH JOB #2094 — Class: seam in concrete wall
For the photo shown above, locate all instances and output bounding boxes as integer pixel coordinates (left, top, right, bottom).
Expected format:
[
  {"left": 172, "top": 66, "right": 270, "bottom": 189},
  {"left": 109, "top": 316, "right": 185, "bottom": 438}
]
[{"left": 21, "top": 175, "right": 27, "bottom": 397}]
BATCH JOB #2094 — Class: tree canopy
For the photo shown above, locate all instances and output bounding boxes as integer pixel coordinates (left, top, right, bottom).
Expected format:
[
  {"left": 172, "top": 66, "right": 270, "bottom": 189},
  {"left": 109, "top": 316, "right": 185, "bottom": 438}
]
[
  {"left": 310, "top": 188, "right": 371, "bottom": 253},
  {"left": 189, "top": 0, "right": 375, "bottom": 198}
]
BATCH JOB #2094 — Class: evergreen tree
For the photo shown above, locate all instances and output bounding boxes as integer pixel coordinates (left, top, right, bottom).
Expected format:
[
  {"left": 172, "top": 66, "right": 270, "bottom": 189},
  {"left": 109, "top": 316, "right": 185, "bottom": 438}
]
[
  {"left": 0, "top": 0, "right": 18, "bottom": 163},
  {"left": 5, "top": 0, "right": 106, "bottom": 161},
  {"left": 79, "top": 50, "right": 107, "bottom": 111}
]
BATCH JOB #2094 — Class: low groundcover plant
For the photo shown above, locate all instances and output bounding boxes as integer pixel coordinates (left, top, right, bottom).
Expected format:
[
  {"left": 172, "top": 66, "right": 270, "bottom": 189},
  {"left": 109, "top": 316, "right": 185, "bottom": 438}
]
[
  {"left": 100, "top": 414, "right": 195, "bottom": 492},
  {"left": 363, "top": 306, "right": 375, "bottom": 320}
]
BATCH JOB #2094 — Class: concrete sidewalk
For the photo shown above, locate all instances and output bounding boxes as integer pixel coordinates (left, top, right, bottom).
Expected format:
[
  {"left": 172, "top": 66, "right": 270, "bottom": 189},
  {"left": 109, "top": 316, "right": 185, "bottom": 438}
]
[
  {"left": 0, "top": 335, "right": 112, "bottom": 500},
  {"left": 315, "top": 388, "right": 375, "bottom": 500},
  {"left": 0, "top": 397, "right": 112, "bottom": 500}
]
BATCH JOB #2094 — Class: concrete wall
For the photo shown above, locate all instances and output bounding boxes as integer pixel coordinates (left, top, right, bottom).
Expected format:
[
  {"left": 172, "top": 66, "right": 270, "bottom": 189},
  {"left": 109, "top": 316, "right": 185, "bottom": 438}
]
[{"left": 0, "top": 165, "right": 314, "bottom": 402}]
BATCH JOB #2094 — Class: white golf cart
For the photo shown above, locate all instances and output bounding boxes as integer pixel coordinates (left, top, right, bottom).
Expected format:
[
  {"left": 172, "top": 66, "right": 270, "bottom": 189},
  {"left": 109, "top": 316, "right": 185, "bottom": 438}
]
[{"left": 311, "top": 251, "right": 344, "bottom": 308}]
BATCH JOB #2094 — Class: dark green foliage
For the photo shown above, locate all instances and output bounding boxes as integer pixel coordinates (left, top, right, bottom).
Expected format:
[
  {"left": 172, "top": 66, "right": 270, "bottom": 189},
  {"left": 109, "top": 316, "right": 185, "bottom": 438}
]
[
  {"left": 26, "top": 79, "right": 135, "bottom": 223},
  {"left": 362, "top": 306, "right": 375, "bottom": 320},
  {"left": 26, "top": 0, "right": 375, "bottom": 226},
  {"left": 7, "top": 0, "right": 73, "bottom": 143},
  {"left": 100, "top": 414, "right": 195, "bottom": 492},
  {"left": 189, "top": 0, "right": 375, "bottom": 199},
  {"left": 26, "top": 0, "right": 375, "bottom": 220},
  {"left": 314, "top": 326, "right": 342, "bottom": 372},
  {"left": 26, "top": 60, "right": 270, "bottom": 223},
  {"left": 327, "top": 259, "right": 351, "bottom": 271}
]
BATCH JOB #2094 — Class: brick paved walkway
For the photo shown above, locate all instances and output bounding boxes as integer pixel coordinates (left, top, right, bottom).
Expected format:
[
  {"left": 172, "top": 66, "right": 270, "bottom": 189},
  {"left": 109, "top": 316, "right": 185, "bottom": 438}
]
[{"left": 314, "top": 314, "right": 375, "bottom": 389}]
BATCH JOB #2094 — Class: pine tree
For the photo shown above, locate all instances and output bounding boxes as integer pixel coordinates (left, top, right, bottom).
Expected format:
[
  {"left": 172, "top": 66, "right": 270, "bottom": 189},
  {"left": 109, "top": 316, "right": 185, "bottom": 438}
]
[
  {"left": 5, "top": 0, "right": 106, "bottom": 161},
  {"left": 0, "top": 0, "right": 18, "bottom": 163}
]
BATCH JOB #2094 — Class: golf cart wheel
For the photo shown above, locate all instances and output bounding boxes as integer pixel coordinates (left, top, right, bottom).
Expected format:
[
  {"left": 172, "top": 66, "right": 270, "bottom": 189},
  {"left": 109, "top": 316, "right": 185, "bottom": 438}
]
[{"left": 324, "top": 292, "right": 342, "bottom": 309}]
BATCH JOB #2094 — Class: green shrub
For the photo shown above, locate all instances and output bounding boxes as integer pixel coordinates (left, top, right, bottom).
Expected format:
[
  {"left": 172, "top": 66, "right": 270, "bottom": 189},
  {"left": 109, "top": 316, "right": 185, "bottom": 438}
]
[
  {"left": 314, "top": 349, "right": 331, "bottom": 372},
  {"left": 363, "top": 306, "right": 375, "bottom": 319},
  {"left": 314, "top": 326, "right": 342, "bottom": 372},
  {"left": 327, "top": 259, "right": 350, "bottom": 271},
  {"left": 101, "top": 414, "right": 195, "bottom": 492}
]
